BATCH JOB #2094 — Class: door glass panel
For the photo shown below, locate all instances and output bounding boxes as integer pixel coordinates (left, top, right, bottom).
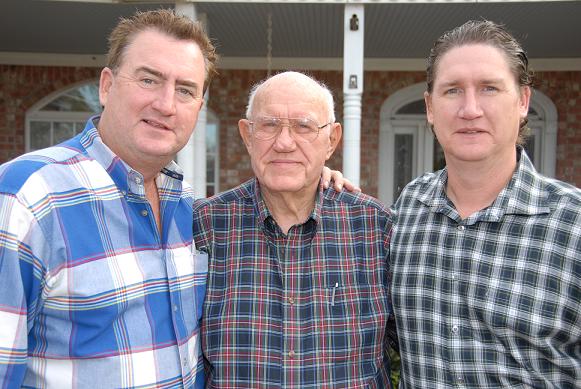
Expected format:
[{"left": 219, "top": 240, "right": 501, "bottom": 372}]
[
  {"left": 433, "top": 140, "right": 446, "bottom": 171},
  {"left": 523, "top": 134, "right": 536, "bottom": 165},
  {"left": 394, "top": 134, "right": 414, "bottom": 200}
]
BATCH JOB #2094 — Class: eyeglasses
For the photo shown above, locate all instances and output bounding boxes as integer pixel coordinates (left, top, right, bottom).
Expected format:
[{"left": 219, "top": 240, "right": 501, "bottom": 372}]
[{"left": 248, "top": 117, "right": 332, "bottom": 142}]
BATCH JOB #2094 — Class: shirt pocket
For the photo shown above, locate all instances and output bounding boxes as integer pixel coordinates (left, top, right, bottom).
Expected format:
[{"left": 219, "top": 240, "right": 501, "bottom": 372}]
[
  {"left": 317, "top": 282, "right": 389, "bottom": 363},
  {"left": 173, "top": 248, "right": 208, "bottom": 331}
]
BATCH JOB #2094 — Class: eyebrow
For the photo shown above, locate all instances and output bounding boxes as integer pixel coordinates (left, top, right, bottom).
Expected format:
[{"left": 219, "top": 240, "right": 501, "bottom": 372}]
[
  {"left": 134, "top": 66, "right": 200, "bottom": 90},
  {"left": 438, "top": 78, "right": 506, "bottom": 88}
]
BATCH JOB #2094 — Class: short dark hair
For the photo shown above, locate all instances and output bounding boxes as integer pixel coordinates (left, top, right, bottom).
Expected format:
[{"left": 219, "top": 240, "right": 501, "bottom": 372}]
[{"left": 106, "top": 9, "right": 218, "bottom": 94}]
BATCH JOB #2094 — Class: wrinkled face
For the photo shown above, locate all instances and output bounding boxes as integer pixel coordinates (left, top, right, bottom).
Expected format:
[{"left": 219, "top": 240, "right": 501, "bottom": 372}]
[
  {"left": 239, "top": 78, "right": 341, "bottom": 197},
  {"left": 425, "top": 44, "right": 530, "bottom": 166},
  {"left": 98, "top": 28, "right": 206, "bottom": 169}
]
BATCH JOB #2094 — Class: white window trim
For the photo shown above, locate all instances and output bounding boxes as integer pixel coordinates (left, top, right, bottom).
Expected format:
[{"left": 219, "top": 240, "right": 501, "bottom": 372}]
[
  {"left": 25, "top": 80, "right": 99, "bottom": 152},
  {"left": 529, "top": 89, "right": 557, "bottom": 177},
  {"left": 379, "top": 83, "right": 427, "bottom": 205}
]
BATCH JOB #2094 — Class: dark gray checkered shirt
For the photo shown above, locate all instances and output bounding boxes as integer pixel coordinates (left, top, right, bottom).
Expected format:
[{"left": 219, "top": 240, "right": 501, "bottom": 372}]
[{"left": 391, "top": 149, "right": 581, "bottom": 388}]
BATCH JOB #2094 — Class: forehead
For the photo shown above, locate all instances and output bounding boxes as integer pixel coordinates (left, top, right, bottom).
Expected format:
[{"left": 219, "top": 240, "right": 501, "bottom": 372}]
[
  {"left": 254, "top": 78, "right": 327, "bottom": 116},
  {"left": 434, "top": 44, "right": 512, "bottom": 81},
  {"left": 120, "top": 29, "right": 205, "bottom": 77}
]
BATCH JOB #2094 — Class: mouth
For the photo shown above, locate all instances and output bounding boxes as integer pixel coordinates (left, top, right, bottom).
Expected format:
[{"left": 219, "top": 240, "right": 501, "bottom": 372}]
[
  {"left": 143, "top": 119, "right": 171, "bottom": 131},
  {"left": 457, "top": 128, "right": 485, "bottom": 135},
  {"left": 270, "top": 160, "right": 300, "bottom": 166}
]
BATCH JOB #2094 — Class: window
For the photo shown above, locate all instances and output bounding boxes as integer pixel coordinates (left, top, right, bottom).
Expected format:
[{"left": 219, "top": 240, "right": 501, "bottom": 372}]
[{"left": 26, "top": 81, "right": 101, "bottom": 151}]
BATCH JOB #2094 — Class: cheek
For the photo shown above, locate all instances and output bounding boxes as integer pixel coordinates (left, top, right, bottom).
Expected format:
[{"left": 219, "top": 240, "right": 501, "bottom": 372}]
[{"left": 249, "top": 144, "right": 270, "bottom": 168}]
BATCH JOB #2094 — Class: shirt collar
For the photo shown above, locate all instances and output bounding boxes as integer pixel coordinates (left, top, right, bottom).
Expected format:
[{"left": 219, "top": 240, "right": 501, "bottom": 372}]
[
  {"left": 252, "top": 177, "right": 322, "bottom": 231},
  {"left": 79, "top": 116, "right": 184, "bottom": 197},
  {"left": 420, "top": 147, "right": 551, "bottom": 220}
]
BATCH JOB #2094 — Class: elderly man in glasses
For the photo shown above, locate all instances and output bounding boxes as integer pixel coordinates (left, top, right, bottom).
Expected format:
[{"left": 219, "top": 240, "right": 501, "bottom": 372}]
[{"left": 193, "top": 71, "right": 397, "bottom": 388}]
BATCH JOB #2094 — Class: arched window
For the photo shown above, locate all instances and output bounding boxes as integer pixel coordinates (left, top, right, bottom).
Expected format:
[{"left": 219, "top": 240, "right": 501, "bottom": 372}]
[
  {"left": 25, "top": 80, "right": 220, "bottom": 194},
  {"left": 378, "top": 83, "right": 557, "bottom": 205},
  {"left": 26, "top": 81, "right": 101, "bottom": 151}
]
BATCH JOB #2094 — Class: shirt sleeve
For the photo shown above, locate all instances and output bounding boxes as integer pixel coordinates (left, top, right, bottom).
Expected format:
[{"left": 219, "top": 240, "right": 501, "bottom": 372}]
[
  {"left": 192, "top": 199, "right": 213, "bottom": 256},
  {"left": 0, "top": 193, "right": 45, "bottom": 387}
]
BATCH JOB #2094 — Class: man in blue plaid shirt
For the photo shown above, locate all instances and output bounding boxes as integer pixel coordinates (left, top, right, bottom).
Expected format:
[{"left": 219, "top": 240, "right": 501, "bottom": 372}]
[
  {"left": 194, "top": 71, "right": 397, "bottom": 388},
  {"left": 0, "top": 10, "right": 216, "bottom": 388},
  {"left": 390, "top": 20, "right": 581, "bottom": 388}
]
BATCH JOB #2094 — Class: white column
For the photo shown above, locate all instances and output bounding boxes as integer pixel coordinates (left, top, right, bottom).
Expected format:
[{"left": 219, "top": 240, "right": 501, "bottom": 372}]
[
  {"left": 175, "top": 3, "right": 208, "bottom": 197},
  {"left": 342, "top": 4, "right": 364, "bottom": 187},
  {"left": 192, "top": 95, "right": 208, "bottom": 198}
]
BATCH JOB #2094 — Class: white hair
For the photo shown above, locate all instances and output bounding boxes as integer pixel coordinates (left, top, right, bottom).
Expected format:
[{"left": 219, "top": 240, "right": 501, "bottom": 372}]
[{"left": 245, "top": 71, "right": 336, "bottom": 123}]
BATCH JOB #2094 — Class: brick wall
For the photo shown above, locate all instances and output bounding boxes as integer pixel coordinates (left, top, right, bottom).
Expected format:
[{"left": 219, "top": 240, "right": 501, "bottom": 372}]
[
  {"left": 535, "top": 71, "right": 581, "bottom": 186},
  {"left": 1, "top": 65, "right": 580, "bottom": 195},
  {"left": 0, "top": 65, "right": 100, "bottom": 162}
]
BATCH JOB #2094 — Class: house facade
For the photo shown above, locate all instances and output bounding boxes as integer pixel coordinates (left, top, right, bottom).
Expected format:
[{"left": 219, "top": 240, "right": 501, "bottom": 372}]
[{"left": 1, "top": 0, "right": 580, "bottom": 202}]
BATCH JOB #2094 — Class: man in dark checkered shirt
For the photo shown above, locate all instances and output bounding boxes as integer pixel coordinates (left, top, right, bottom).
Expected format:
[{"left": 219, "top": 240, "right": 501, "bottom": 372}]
[
  {"left": 390, "top": 20, "right": 581, "bottom": 388},
  {"left": 194, "top": 71, "right": 397, "bottom": 388}
]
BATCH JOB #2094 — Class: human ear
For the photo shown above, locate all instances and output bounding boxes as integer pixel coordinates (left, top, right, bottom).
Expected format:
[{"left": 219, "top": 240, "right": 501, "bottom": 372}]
[
  {"left": 99, "top": 67, "right": 114, "bottom": 107},
  {"left": 238, "top": 119, "right": 253, "bottom": 153},
  {"left": 325, "top": 123, "right": 342, "bottom": 160}
]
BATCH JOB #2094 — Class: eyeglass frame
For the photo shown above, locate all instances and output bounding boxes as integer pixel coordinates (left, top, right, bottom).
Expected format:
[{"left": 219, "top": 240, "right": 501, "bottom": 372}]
[{"left": 246, "top": 116, "right": 333, "bottom": 142}]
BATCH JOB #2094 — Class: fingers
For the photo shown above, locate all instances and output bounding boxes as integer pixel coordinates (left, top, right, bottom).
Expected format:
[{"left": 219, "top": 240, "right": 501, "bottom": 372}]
[
  {"left": 322, "top": 166, "right": 332, "bottom": 189},
  {"left": 342, "top": 179, "right": 361, "bottom": 193},
  {"left": 322, "top": 166, "right": 361, "bottom": 192}
]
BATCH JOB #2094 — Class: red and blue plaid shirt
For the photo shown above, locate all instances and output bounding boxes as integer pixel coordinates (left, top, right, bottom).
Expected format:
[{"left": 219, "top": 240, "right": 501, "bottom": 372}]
[{"left": 193, "top": 178, "right": 396, "bottom": 389}]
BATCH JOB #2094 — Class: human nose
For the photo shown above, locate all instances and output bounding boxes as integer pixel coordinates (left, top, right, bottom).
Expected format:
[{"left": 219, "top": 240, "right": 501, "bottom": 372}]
[
  {"left": 458, "top": 90, "right": 483, "bottom": 120},
  {"left": 151, "top": 82, "right": 177, "bottom": 116},
  {"left": 272, "top": 122, "right": 296, "bottom": 150}
]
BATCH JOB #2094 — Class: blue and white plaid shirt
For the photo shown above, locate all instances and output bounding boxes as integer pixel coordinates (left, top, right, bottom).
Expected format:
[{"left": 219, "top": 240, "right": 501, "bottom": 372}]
[
  {"left": 391, "top": 148, "right": 581, "bottom": 388},
  {"left": 0, "top": 118, "right": 207, "bottom": 388}
]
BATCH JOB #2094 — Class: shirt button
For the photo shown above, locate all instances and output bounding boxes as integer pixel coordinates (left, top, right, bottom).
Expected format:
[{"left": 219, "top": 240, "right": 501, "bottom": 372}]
[
  {"left": 141, "top": 210, "right": 148, "bottom": 217},
  {"left": 288, "top": 350, "right": 296, "bottom": 358},
  {"left": 452, "top": 325, "right": 459, "bottom": 333},
  {"left": 134, "top": 176, "right": 143, "bottom": 185},
  {"left": 457, "top": 225, "right": 465, "bottom": 231},
  {"left": 173, "top": 305, "right": 178, "bottom": 312},
  {"left": 182, "top": 358, "right": 188, "bottom": 367},
  {"left": 288, "top": 296, "right": 295, "bottom": 305}
]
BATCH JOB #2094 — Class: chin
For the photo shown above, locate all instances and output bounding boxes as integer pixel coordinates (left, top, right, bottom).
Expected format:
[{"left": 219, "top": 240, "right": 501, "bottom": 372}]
[{"left": 261, "top": 177, "right": 304, "bottom": 193}]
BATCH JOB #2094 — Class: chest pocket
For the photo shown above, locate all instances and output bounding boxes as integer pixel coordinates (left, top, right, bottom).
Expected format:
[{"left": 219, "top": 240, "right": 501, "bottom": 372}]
[{"left": 309, "top": 279, "right": 389, "bottom": 389}]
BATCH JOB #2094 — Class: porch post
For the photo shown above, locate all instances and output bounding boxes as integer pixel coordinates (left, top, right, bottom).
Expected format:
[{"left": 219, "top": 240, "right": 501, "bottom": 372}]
[
  {"left": 342, "top": 3, "right": 364, "bottom": 187},
  {"left": 176, "top": 2, "right": 208, "bottom": 198}
]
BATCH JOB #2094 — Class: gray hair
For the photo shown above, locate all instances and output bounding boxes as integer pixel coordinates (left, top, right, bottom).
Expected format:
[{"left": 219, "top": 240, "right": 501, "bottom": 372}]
[{"left": 245, "top": 71, "right": 336, "bottom": 123}]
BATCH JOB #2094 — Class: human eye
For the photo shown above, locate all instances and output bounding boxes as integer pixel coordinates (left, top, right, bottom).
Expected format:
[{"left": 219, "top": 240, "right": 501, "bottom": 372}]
[
  {"left": 176, "top": 87, "right": 196, "bottom": 101},
  {"left": 139, "top": 77, "right": 159, "bottom": 89},
  {"left": 293, "top": 118, "right": 316, "bottom": 134},
  {"left": 260, "top": 118, "right": 278, "bottom": 128},
  {"left": 482, "top": 85, "right": 499, "bottom": 94},
  {"left": 444, "top": 87, "right": 461, "bottom": 96},
  {"left": 256, "top": 118, "right": 280, "bottom": 134}
]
